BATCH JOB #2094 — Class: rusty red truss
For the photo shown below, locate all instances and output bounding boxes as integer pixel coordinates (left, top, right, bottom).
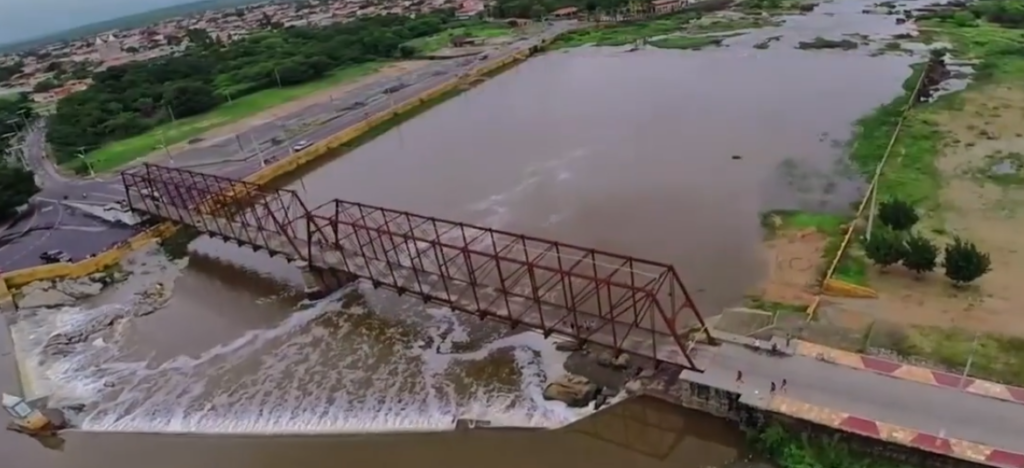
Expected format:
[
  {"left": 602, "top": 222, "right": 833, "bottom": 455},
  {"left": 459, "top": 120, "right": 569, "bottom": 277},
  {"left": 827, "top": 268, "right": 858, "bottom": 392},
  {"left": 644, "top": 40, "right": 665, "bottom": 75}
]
[
  {"left": 122, "top": 163, "right": 309, "bottom": 255},
  {"left": 122, "top": 163, "right": 714, "bottom": 369},
  {"left": 305, "top": 199, "right": 713, "bottom": 369}
]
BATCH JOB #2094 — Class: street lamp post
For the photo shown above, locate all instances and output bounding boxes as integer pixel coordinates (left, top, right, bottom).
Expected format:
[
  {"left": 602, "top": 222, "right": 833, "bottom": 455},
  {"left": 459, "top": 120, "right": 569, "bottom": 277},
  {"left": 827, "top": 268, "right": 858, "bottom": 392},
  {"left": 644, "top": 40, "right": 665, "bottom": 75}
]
[
  {"left": 158, "top": 133, "right": 174, "bottom": 165},
  {"left": 249, "top": 133, "right": 265, "bottom": 167},
  {"left": 77, "top": 148, "right": 95, "bottom": 177}
]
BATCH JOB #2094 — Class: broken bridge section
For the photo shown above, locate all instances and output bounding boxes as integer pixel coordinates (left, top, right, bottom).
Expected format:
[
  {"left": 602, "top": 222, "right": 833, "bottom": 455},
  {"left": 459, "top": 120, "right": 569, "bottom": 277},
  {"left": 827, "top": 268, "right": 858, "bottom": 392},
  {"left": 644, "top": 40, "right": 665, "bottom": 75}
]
[{"left": 122, "top": 163, "right": 713, "bottom": 370}]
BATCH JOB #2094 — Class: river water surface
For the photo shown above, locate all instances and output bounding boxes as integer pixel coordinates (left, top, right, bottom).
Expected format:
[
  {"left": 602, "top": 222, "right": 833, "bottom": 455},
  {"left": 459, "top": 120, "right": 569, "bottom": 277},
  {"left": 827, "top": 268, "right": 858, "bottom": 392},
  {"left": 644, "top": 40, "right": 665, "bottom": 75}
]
[{"left": 4, "top": 0, "right": 922, "bottom": 466}]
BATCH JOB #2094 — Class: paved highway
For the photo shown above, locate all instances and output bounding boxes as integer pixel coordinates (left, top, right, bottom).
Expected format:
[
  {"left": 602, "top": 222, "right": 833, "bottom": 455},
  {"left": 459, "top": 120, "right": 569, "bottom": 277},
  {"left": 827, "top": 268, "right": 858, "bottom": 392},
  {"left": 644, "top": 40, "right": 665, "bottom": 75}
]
[
  {"left": 687, "top": 343, "right": 1024, "bottom": 452},
  {"left": 0, "top": 22, "right": 577, "bottom": 272}
]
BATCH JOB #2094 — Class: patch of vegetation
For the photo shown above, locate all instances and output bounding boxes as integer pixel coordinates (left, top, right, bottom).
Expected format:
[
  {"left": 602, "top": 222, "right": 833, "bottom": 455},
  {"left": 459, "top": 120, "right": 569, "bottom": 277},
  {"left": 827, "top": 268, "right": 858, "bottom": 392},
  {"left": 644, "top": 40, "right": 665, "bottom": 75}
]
[
  {"left": 886, "top": 326, "right": 1024, "bottom": 386},
  {"left": 759, "top": 210, "right": 868, "bottom": 286},
  {"left": 650, "top": 34, "right": 733, "bottom": 50},
  {"left": 47, "top": 12, "right": 467, "bottom": 169},
  {"left": 687, "top": 16, "right": 780, "bottom": 34},
  {"left": 72, "top": 62, "right": 386, "bottom": 173},
  {"left": 745, "top": 297, "right": 808, "bottom": 316},
  {"left": 549, "top": 14, "right": 700, "bottom": 49},
  {"left": 403, "top": 22, "right": 515, "bottom": 54},
  {"left": 863, "top": 227, "right": 907, "bottom": 270},
  {"left": 877, "top": 198, "right": 918, "bottom": 231},
  {"left": 943, "top": 236, "right": 992, "bottom": 286},
  {"left": 902, "top": 232, "right": 939, "bottom": 276},
  {"left": 0, "top": 92, "right": 33, "bottom": 154},
  {"left": 797, "top": 37, "right": 859, "bottom": 50},
  {"left": 741, "top": 0, "right": 817, "bottom": 13},
  {"left": 753, "top": 424, "right": 912, "bottom": 468},
  {"left": 0, "top": 163, "right": 40, "bottom": 223},
  {"left": 754, "top": 35, "right": 782, "bottom": 49},
  {"left": 848, "top": 65, "right": 943, "bottom": 212}
]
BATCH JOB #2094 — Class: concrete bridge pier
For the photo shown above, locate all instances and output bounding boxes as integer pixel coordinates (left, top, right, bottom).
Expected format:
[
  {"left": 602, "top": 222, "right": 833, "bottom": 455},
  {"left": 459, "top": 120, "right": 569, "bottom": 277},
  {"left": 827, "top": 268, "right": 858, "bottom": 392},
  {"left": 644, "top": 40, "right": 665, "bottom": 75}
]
[{"left": 293, "top": 260, "right": 356, "bottom": 300}]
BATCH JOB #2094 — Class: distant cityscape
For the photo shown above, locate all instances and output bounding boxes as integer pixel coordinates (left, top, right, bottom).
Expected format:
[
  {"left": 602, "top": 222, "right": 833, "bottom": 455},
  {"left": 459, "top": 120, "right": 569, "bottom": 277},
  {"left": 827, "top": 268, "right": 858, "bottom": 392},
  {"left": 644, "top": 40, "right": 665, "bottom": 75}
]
[{"left": 0, "top": 0, "right": 489, "bottom": 107}]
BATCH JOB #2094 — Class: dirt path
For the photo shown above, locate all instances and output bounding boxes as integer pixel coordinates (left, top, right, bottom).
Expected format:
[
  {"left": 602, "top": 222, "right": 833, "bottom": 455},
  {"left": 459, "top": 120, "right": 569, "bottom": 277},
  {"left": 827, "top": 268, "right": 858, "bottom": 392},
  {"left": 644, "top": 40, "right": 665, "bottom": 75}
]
[{"left": 144, "top": 61, "right": 431, "bottom": 159}]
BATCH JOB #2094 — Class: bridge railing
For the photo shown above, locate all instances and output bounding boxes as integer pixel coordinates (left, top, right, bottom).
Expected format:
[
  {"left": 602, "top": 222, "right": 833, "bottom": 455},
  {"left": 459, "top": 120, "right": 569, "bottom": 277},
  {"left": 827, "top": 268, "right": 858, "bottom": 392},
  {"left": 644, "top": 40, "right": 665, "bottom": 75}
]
[
  {"left": 305, "top": 199, "right": 712, "bottom": 367},
  {"left": 122, "top": 164, "right": 309, "bottom": 256},
  {"left": 122, "top": 163, "right": 713, "bottom": 368}
]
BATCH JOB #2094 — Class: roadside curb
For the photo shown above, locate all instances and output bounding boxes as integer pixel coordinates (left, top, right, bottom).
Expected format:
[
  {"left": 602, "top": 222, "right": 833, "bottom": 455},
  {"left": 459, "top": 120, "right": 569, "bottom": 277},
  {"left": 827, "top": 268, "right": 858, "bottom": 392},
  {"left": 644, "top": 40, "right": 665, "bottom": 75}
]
[
  {"left": 768, "top": 395, "right": 1024, "bottom": 468},
  {"left": 794, "top": 340, "right": 1024, "bottom": 406}
]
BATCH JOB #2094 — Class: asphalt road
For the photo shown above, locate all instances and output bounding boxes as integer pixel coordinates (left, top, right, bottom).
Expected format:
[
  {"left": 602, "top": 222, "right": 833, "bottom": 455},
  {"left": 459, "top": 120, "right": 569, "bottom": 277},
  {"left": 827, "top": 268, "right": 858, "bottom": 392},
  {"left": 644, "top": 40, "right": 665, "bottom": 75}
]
[
  {"left": 688, "top": 343, "right": 1024, "bottom": 452},
  {"left": 0, "top": 22, "right": 577, "bottom": 272}
]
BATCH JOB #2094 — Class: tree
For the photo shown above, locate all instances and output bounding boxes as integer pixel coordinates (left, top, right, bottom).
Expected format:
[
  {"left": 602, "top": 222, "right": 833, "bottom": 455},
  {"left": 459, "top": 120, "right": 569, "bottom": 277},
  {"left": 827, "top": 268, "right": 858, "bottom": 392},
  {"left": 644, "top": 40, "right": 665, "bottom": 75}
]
[
  {"left": 902, "top": 233, "right": 938, "bottom": 276},
  {"left": 0, "top": 163, "right": 40, "bottom": 221},
  {"left": 877, "top": 198, "right": 919, "bottom": 231},
  {"left": 943, "top": 236, "right": 991, "bottom": 286},
  {"left": 864, "top": 229, "right": 907, "bottom": 269},
  {"left": 32, "top": 78, "right": 59, "bottom": 93}
]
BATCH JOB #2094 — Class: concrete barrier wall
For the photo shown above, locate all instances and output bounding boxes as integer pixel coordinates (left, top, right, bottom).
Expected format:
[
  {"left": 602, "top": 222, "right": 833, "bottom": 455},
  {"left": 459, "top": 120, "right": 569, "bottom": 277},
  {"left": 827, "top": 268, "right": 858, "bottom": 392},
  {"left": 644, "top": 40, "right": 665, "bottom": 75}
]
[
  {"left": 0, "top": 47, "right": 541, "bottom": 297},
  {"left": 1, "top": 223, "right": 178, "bottom": 289},
  {"left": 648, "top": 380, "right": 992, "bottom": 468}
]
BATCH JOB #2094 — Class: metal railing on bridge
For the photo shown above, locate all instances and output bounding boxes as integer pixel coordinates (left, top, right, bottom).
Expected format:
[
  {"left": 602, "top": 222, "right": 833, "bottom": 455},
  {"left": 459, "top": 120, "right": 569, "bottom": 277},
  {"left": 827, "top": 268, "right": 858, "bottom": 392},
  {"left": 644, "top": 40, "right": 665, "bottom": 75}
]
[{"left": 122, "top": 163, "right": 713, "bottom": 370}]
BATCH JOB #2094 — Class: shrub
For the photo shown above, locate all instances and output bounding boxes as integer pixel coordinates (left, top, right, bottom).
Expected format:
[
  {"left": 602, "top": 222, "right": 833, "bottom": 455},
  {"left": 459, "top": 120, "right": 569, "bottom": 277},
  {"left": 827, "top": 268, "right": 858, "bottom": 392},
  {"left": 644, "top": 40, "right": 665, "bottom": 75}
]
[
  {"left": 877, "top": 198, "right": 919, "bottom": 231},
  {"left": 864, "top": 228, "right": 907, "bottom": 269},
  {"left": 943, "top": 236, "right": 991, "bottom": 286},
  {"left": 902, "top": 233, "right": 938, "bottom": 275}
]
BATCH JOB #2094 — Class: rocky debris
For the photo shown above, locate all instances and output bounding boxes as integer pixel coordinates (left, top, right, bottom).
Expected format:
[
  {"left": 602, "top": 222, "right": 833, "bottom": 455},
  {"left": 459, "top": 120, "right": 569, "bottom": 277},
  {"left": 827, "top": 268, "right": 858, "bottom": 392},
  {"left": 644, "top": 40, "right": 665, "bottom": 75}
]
[
  {"left": 595, "top": 350, "right": 631, "bottom": 369},
  {"left": 555, "top": 339, "right": 584, "bottom": 352},
  {"left": 16, "top": 268, "right": 130, "bottom": 309},
  {"left": 41, "top": 282, "right": 171, "bottom": 359},
  {"left": 54, "top": 277, "right": 103, "bottom": 299},
  {"left": 542, "top": 373, "right": 601, "bottom": 408},
  {"left": 16, "top": 283, "right": 75, "bottom": 309},
  {"left": 797, "top": 37, "right": 859, "bottom": 51},
  {"left": 753, "top": 35, "right": 782, "bottom": 49}
]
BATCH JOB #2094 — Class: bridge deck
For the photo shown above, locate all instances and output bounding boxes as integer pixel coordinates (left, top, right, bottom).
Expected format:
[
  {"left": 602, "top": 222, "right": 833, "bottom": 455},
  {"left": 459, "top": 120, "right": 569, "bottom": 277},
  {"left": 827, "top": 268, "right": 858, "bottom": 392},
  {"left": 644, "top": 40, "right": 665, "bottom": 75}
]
[{"left": 121, "top": 163, "right": 711, "bottom": 369}]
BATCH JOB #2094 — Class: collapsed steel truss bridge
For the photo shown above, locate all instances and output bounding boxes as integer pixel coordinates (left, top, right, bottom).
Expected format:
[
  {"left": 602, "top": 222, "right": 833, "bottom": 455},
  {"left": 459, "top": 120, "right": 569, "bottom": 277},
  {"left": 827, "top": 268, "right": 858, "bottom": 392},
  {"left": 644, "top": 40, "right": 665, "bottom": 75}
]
[{"left": 122, "top": 163, "right": 713, "bottom": 370}]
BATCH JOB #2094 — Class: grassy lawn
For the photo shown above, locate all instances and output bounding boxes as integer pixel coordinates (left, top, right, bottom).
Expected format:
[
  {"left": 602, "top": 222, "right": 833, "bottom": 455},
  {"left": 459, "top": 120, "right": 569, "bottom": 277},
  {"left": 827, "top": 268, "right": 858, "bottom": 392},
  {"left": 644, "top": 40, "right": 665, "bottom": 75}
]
[
  {"left": 76, "top": 61, "right": 386, "bottom": 173},
  {"left": 650, "top": 34, "right": 738, "bottom": 50},
  {"left": 550, "top": 14, "right": 700, "bottom": 49},
  {"left": 404, "top": 22, "right": 514, "bottom": 54}
]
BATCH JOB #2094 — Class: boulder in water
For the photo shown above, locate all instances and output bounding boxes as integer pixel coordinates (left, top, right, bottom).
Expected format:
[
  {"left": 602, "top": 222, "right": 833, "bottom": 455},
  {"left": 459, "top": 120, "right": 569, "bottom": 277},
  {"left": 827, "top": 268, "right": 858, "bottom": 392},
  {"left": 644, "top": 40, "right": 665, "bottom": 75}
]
[{"left": 543, "top": 374, "right": 600, "bottom": 407}]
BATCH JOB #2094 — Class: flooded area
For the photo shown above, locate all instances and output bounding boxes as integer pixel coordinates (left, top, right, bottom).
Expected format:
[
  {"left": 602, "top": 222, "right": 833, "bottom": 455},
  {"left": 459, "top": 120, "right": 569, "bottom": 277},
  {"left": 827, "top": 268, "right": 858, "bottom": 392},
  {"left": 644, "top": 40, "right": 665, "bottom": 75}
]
[{"left": 4, "top": 0, "right": 927, "bottom": 466}]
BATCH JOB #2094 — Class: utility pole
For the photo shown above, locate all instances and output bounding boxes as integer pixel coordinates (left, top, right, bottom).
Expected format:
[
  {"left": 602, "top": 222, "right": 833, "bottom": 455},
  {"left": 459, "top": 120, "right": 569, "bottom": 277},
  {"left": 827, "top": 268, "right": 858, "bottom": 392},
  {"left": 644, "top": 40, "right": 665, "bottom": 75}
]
[
  {"left": 77, "top": 147, "right": 95, "bottom": 177},
  {"left": 274, "top": 68, "right": 282, "bottom": 88},
  {"left": 166, "top": 106, "right": 176, "bottom": 123},
  {"left": 159, "top": 133, "right": 174, "bottom": 165},
  {"left": 249, "top": 133, "right": 265, "bottom": 167}
]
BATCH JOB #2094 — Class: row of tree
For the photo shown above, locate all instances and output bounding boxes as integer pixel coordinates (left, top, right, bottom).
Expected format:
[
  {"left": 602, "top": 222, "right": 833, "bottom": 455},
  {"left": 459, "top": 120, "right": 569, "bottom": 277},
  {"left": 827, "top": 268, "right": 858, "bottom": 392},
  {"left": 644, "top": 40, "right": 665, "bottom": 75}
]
[
  {"left": 923, "top": 0, "right": 1024, "bottom": 28},
  {"left": 491, "top": 0, "right": 641, "bottom": 19},
  {"left": 0, "top": 93, "right": 34, "bottom": 154},
  {"left": 863, "top": 199, "right": 991, "bottom": 286},
  {"left": 45, "top": 11, "right": 465, "bottom": 164}
]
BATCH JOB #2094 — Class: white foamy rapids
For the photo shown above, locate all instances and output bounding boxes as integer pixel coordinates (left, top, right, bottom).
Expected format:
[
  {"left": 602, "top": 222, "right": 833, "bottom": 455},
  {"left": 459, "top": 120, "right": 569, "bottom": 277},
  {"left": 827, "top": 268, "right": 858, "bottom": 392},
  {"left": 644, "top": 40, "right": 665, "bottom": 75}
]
[{"left": 10, "top": 283, "right": 607, "bottom": 434}]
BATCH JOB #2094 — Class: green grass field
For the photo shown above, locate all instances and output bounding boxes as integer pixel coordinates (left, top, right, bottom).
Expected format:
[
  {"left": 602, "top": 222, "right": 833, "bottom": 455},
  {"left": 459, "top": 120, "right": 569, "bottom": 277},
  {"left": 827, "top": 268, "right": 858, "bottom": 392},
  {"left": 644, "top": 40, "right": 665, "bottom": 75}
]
[
  {"left": 404, "top": 23, "right": 514, "bottom": 54},
  {"left": 77, "top": 61, "right": 386, "bottom": 173}
]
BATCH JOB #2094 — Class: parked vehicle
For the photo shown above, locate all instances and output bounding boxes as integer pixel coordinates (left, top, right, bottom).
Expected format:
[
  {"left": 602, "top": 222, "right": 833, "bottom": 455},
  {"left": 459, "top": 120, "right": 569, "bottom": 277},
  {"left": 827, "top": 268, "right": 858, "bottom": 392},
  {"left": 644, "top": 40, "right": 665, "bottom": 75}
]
[
  {"left": 292, "top": 140, "right": 313, "bottom": 152},
  {"left": 39, "top": 250, "right": 72, "bottom": 264}
]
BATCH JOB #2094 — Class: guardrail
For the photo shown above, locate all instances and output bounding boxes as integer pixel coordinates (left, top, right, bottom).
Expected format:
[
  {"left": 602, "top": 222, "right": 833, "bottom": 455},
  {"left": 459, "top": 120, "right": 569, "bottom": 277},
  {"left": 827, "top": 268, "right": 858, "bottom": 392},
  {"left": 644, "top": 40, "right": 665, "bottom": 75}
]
[
  {"left": 806, "top": 62, "right": 931, "bottom": 315},
  {"left": 0, "top": 47, "right": 542, "bottom": 299}
]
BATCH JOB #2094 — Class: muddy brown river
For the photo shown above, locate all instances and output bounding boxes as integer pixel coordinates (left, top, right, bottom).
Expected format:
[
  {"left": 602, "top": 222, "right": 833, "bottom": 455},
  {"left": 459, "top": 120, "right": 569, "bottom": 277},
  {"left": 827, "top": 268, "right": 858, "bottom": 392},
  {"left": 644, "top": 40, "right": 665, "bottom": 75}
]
[{"left": 3, "top": 0, "right": 924, "bottom": 466}]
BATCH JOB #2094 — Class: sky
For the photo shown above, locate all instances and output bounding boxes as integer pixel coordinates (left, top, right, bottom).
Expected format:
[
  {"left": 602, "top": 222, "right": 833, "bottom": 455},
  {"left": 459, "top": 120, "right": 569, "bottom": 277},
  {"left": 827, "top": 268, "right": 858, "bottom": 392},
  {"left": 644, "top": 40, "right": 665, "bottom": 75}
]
[{"left": 0, "top": 0, "right": 194, "bottom": 45}]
